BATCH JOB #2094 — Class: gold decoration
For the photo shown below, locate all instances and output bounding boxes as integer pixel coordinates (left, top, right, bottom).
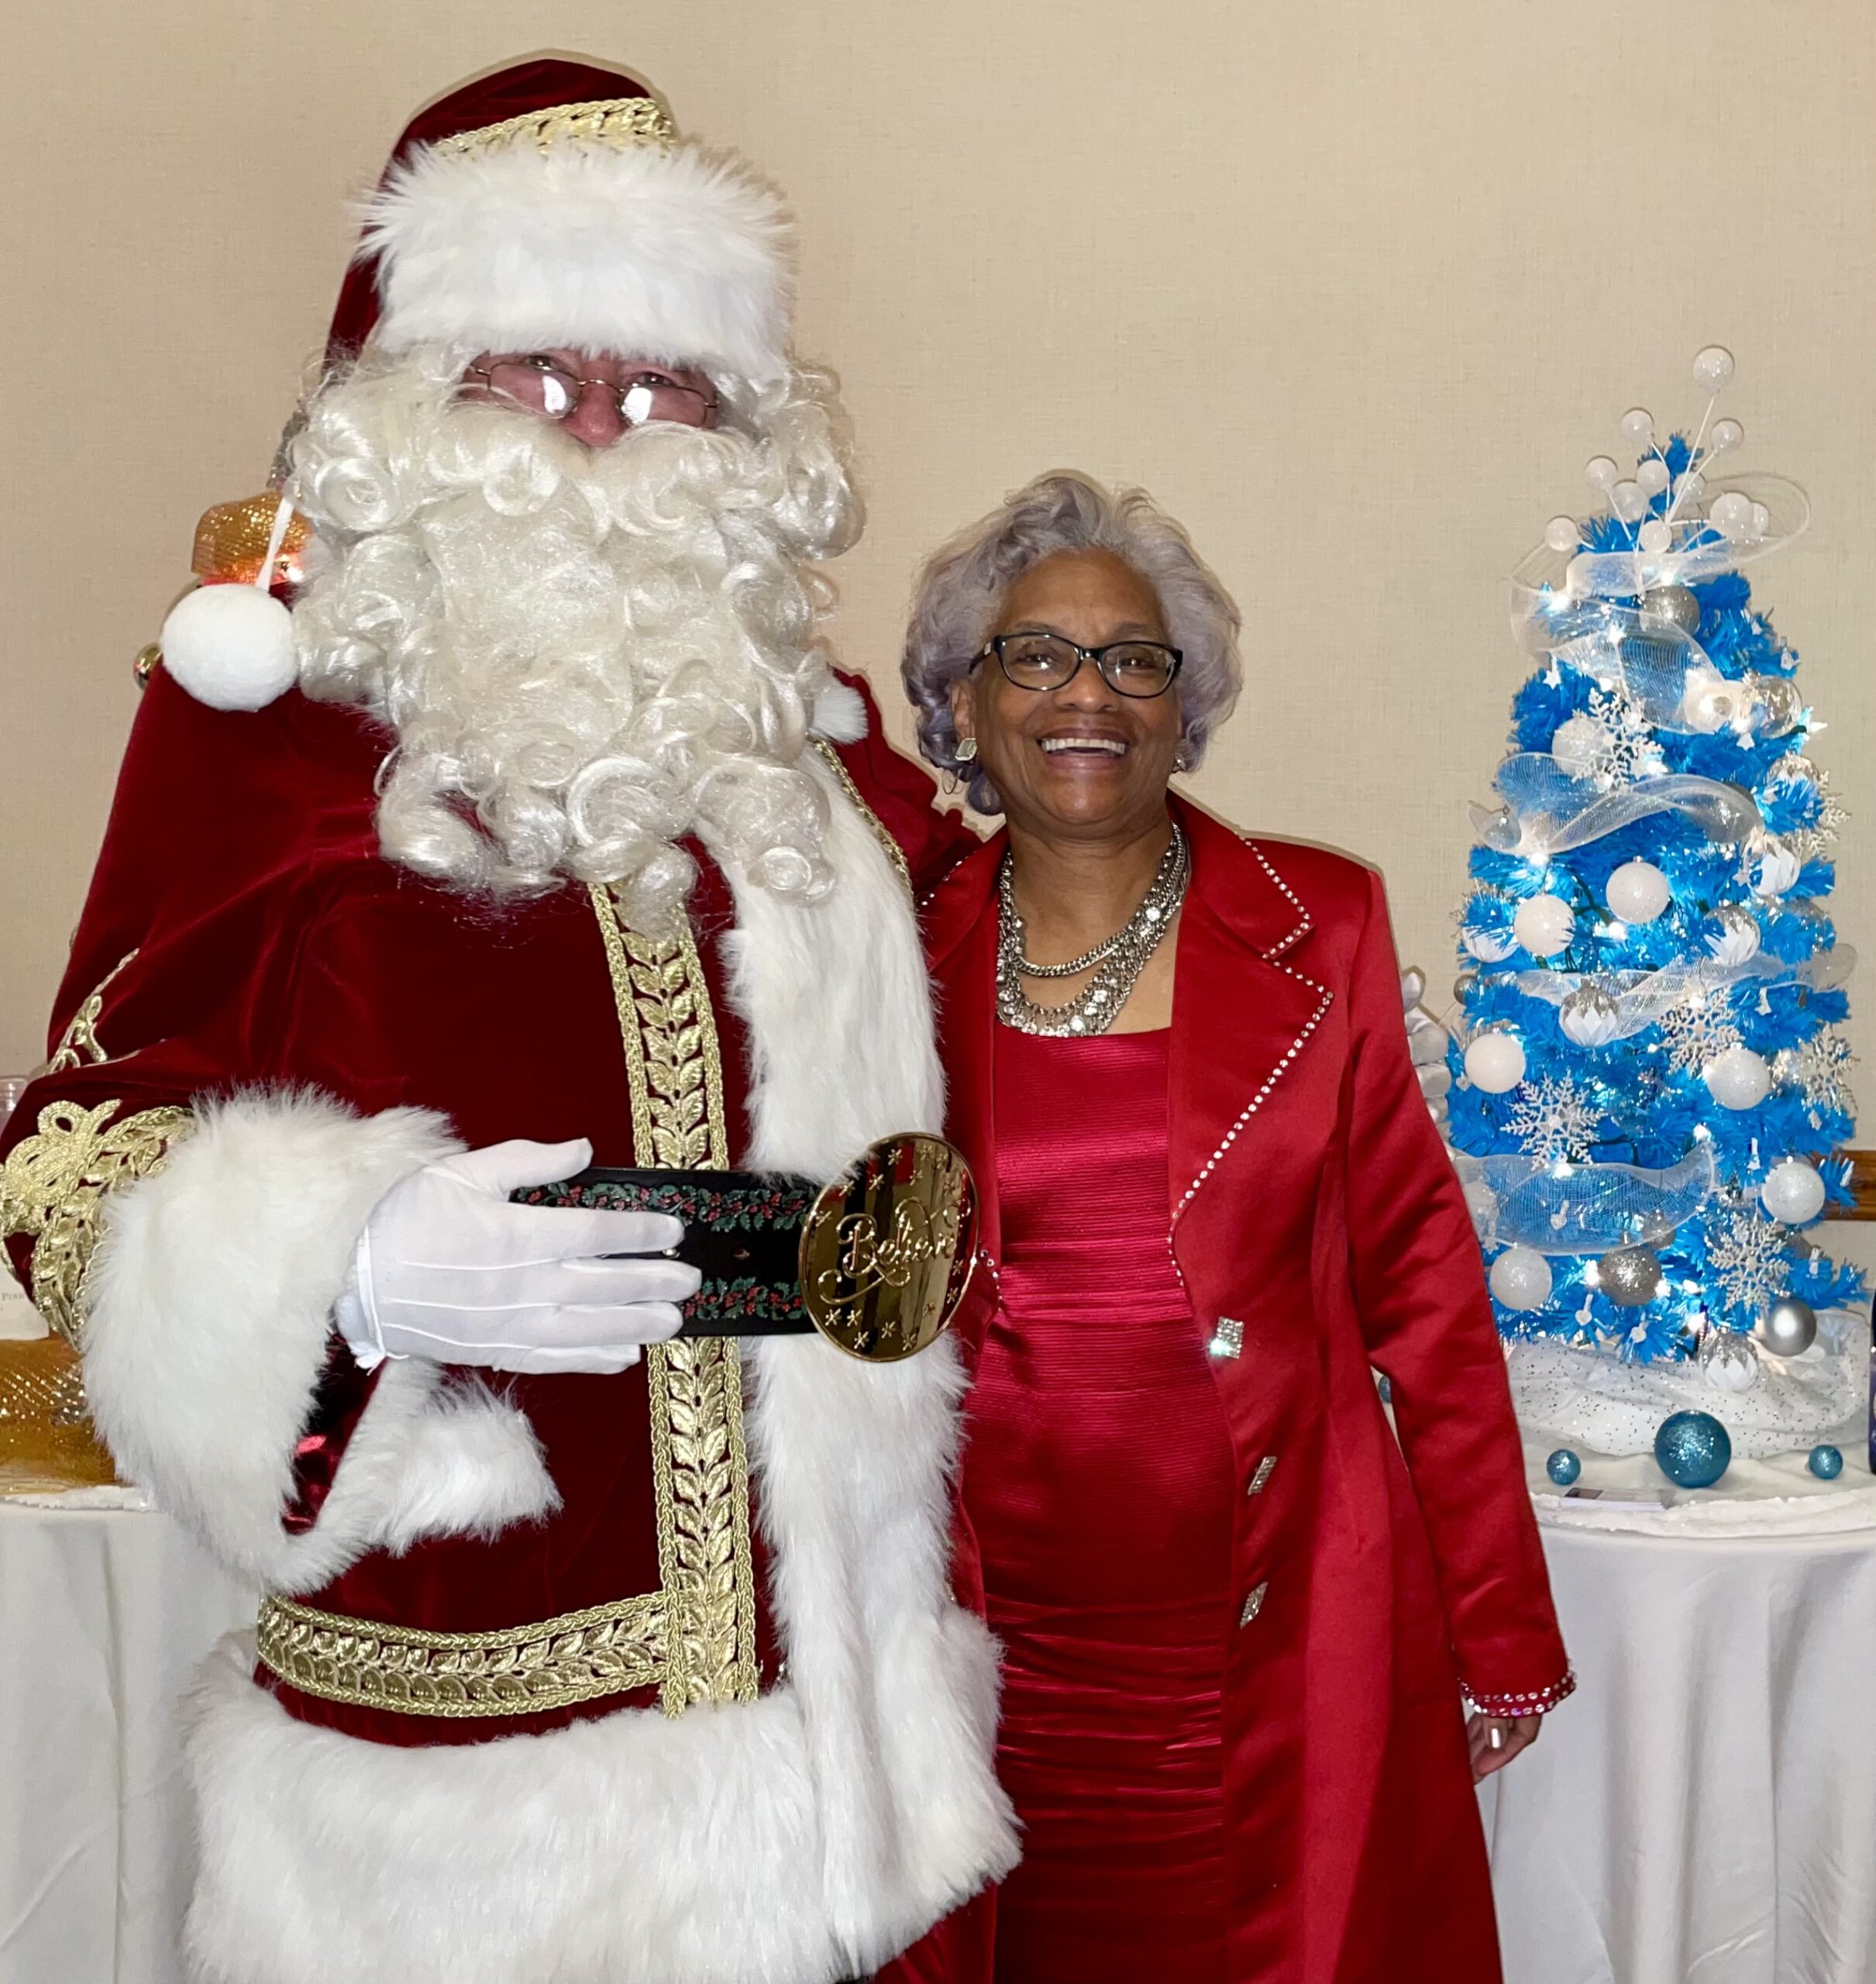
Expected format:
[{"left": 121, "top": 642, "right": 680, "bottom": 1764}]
[
  {"left": 589, "top": 884, "right": 757, "bottom": 1714},
  {"left": 45, "top": 952, "right": 137, "bottom": 1075},
  {"left": 134, "top": 643, "right": 160, "bottom": 689},
  {"left": 813, "top": 739, "right": 914, "bottom": 903},
  {"left": 798, "top": 1133, "right": 977, "bottom": 1363},
  {"left": 0, "top": 1337, "right": 115, "bottom": 1493},
  {"left": 191, "top": 494, "right": 312, "bottom": 587},
  {"left": 589, "top": 887, "right": 730, "bottom": 1170},
  {"left": 0, "top": 1100, "right": 193, "bottom": 1345},
  {"left": 434, "top": 96, "right": 676, "bottom": 160},
  {"left": 255, "top": 1590, "right": 666, "bottom": 1717}
]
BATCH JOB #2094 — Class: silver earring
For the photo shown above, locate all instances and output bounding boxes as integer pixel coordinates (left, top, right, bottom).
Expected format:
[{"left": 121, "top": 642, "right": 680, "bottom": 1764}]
[
  {"left": 955, "top": 736, "right": 979, "bottom": 763},
  {"left": 1173, "top": 742, "right": 1191, "bottom": 772}
]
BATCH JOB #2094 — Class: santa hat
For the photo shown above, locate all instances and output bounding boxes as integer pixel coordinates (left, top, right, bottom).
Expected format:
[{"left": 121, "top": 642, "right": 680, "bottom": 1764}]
[
  {"left": 329, "top": 58, "right": 794, "bottom": 388},
  {"left": 163, "top": 57, "right": 797, "bottom": 711}
]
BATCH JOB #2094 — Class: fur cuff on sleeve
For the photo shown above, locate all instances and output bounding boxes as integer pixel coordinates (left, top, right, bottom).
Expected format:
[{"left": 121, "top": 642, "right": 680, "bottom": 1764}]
[{"left": 80, "top": 1090, "right": 550, "bottom": 1589}]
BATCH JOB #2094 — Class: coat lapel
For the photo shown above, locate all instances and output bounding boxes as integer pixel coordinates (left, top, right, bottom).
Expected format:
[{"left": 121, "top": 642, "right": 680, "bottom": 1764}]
[{"left": 1166, "top": 803, "right": 1334, "bottom": 1236}]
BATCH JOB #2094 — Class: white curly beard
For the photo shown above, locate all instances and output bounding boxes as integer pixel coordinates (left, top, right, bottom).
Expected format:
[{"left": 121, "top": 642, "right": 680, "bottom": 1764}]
[{"left": 285, "top": 343, "right": 862, "bottom": 928}]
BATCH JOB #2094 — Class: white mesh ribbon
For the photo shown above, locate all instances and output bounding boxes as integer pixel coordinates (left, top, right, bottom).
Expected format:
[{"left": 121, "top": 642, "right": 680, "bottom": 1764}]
[
  {"left": 1510, "top": 947, "right": 1857, "bottom": 1042},
  {"left": 1475, "top": 763, "right": 1761, "bottom": 856},
  {"left": 1456, "top": 1144, "right": 1716, "bottom": 1254}
]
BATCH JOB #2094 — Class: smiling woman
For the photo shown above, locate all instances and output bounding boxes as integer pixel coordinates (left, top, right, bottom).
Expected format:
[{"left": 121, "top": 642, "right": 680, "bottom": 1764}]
[{"left": 899, "top": 473, "right": 1572, "bottom": 1984}]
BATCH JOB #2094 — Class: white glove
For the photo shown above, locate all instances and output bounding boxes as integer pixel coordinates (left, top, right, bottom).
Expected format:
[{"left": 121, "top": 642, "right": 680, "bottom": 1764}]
[{"left": 334, "top": 1139, "right": 700, "bottom": 1376}]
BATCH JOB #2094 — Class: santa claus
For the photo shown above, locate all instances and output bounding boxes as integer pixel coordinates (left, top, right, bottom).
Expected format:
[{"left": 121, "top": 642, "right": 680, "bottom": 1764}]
[{"left": 0, "top": 57, "right": 1010, "bottom": 1984}]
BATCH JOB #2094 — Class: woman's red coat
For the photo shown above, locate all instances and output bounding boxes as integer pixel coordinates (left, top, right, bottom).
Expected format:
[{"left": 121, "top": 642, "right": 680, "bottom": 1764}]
[{"left": 888, "top": 799, "right": 1569, "bottom": 1984}]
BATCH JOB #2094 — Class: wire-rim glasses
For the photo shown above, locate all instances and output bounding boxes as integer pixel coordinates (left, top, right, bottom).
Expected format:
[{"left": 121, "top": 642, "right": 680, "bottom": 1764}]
[
  {"left": 463, "top": 354, "right": 719, "bottom": 429},
  {"left": 976, "top": 632, "right": 1183, "bottom": 699}
]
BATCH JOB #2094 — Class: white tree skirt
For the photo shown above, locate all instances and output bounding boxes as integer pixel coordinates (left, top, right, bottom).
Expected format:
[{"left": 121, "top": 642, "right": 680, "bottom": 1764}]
[{"left": 1509, "top": 1321, "right": 1867, "bottom": 1461}]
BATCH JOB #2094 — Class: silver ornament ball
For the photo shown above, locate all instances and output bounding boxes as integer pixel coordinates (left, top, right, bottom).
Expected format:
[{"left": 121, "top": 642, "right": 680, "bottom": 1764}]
[
  {"left": 1640, "top": 584, "right": 1701, "bottom": 635},
  {"left": 1754, "top": 1294, "right": 1818, "bottom": 1359},
  {"left": 1599, "top": 1244, "right": 1664, "bottom": 1308}
]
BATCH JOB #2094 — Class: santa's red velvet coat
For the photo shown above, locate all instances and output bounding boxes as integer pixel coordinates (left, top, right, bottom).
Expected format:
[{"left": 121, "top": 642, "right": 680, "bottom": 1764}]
[
  {"left": 907, "top": 799, "right": 1572, "bottom": 1984},
  {"left": 0, "top": 663, "right": 1014, "bottom": 1984}
]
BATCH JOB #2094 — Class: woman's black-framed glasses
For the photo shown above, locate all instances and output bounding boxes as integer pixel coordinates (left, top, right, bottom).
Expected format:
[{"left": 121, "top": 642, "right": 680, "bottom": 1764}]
[
  {"left": 977, "top": 632, "right": 1183, "bottom": 699},
  {"left": 463, "top": 354, "right": 719, "bottom": 429}
]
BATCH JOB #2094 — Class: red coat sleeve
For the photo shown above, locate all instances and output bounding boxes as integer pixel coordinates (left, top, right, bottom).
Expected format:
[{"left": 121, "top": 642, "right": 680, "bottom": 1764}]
[
  {"left": 829, "top": 670, "right": 983, "bottom": 894},
  {"left": 1344, "top": 867, "right": 1572, "bottom": 1714}
]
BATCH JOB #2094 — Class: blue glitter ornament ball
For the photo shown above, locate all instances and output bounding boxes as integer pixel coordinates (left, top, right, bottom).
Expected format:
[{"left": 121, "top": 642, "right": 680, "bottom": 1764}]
[
  {"left": 1809, "top": 1444, "right": 1844, "bottom": 1480},
  {"left": 1654, "top": 1411, "right": 1732, "bottom": 1490},
  {"left": 1546, "top": 1448, "right": 1582, "bottom": 1486}
]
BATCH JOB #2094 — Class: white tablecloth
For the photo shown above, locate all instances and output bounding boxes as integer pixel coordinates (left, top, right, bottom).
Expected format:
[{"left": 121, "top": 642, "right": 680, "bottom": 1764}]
[
  {"left": 1482, "top": 1517, "right": 1876, "bottom": 1984},
  {"left": 0, "top": 1500, "right": 254, "bottom": 1984}
]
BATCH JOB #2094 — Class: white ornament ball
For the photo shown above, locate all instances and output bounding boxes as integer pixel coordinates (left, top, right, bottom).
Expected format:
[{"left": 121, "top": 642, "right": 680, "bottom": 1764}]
[
  {"left": 1544, "top": 515, "right": 1582, "bottom": 553},
  {"left": 158, "top": 584, "right": 299, "bottom": 712},
  {"left": 1749, "top": 837, "right": 1802, "bottom": 900},
  {"left": 1585, "top": 455, "right": 1620, "bottom": 491},
  {"left": 1699, "top": 1329, "right": 1760, "bottom": 1393},
  {"left": 1637, "top": 518, "right": 1671, "bottom": 554},
  {"left": 1612, "top": 480, "right": 1647, "bottom": 522},
  {"left": 1552, "top": 714, "right": 1610, "bottom": 780},
  {"left": 1462, "top": 1177, "right": 1499, "bottom": 1240},
  {"left": 1705, "top": 904, "right": 1761, "bottom": 966},
  {"left": 1692, "top": 344, "right": 1736, "bottom": 392},
  {"left": 1636, "top": 457, "right": 1671, "bottom": 497},
  {"left": 1703, "top": 1044, "right": 1772, "bottom": 1111},
  {"left": 1709, "top": 490, "right": 1754, "bottom": 542},
  {"left": 1709, "top": 417, "right": 1744, "bottom": 454},
  {"left": 1679, "top": 668, "right": 1740, "bottom": 735},
  {"left": 1560, "top": 984, "right": 1623, "bottom": 1047},
  {"left": 1489, "top": 1245, "right": 1554, "bottom": 1312},
  {"left": 1465, "top": 1032, "right": 1527, "bottom": 1094},
  {"left": 1606, "top": 859, "right": 1671, "bottom": 925},
  {"left": 1620, "top": 407, "right": 1655, "bottom": 445},
  {"left": 1761, "top": 1158, "right": 1827, "bottom": 1226},
  {"left": 1463, "top": 926, "right": 1520, "bottom": 963},
  {"left": 1514, "top": 895, "right": 1578, "bottom": 959}
]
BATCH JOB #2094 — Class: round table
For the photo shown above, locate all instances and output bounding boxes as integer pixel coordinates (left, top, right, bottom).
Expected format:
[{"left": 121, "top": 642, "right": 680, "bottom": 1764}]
[
  {"left": 1481, "top": 1495, "right": 1876, "bottom": 1983},
  {"left": 0, "top": 1493, "right": 254, "bottom": 1984}
]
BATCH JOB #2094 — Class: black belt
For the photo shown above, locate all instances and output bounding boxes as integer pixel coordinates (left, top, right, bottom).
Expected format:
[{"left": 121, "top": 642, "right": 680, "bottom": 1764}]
[{"left": 512, "top": 1133, "right": 978, "bottom": 1364}]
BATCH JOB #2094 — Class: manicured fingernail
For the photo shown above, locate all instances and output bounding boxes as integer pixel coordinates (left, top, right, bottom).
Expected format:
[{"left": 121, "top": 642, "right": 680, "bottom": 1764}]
[{"left": 1488, "top": 1727, "right": 1506, "bottom": 1751}]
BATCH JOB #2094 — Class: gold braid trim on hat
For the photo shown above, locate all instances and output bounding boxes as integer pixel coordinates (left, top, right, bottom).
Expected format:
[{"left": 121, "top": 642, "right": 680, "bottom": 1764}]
[{"left": 432, "top": 96, "right": 676, "bottom": 160}]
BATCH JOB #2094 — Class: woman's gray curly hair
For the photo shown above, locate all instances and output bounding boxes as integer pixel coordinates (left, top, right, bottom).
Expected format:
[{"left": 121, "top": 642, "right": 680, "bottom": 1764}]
[{"left": 900, "top": 471, "right": 1242, "bottom": 814}]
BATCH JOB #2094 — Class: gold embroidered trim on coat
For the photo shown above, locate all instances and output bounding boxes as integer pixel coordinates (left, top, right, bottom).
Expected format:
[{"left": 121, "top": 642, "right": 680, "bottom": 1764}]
[
  {"left": 0, "top": 1100, "right": 193, "bottom": 1345},
  {"left": 254, "top": 1590, "right": 667, "bottom": 1717},
  {"left": 813, "top": 739, "right": 914, "bottom": 903},
  {"left": 45, "top": 952, "right": 137, "bottom": 1076},
  {"left": 588, "top": 884, "right": 759, "bottom": 1714}
]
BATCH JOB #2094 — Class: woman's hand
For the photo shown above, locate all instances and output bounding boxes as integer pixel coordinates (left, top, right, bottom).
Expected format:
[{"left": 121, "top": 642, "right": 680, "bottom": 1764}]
[{"left": 1467, "top": 1711, "right": 1541, "bottom": 1782}]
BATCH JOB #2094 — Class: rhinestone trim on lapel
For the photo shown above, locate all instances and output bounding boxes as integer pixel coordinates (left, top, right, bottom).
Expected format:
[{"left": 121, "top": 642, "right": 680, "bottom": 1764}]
[
  {"left": 1239, "top": 1582, "right": 1269, "bottom": 1628},
  {"left": 1206, "top": 1317, "right": 1245, "bottom": 1360}
]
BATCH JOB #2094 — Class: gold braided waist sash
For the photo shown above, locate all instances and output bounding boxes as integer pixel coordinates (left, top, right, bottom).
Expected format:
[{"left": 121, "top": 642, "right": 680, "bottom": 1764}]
[{"left": 256, "top": 1590, "right": 668, "bottom": 1719}]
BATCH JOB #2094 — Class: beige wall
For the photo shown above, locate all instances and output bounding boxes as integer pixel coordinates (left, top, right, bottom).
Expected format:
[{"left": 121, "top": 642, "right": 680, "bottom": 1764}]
[{"left": 5, "top": 2, "right": 1874, "bottom": 1097}]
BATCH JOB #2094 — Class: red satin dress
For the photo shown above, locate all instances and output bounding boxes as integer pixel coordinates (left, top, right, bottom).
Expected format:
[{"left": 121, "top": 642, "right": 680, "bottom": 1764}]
[{"left": 962, "top": 1025, "right": 1238, "bottom": 1983}]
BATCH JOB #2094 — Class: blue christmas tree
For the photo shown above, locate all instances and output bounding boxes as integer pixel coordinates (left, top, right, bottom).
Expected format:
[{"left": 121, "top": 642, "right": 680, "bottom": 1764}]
[{"left": 1443, "top": 348, "right": 1866, "bottom": 1458}]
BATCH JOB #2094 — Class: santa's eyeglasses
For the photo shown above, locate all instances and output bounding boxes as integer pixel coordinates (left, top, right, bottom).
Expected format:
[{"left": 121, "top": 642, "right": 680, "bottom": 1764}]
[{"left": 462, "top": 354, "right": 719, "bottom": 429}]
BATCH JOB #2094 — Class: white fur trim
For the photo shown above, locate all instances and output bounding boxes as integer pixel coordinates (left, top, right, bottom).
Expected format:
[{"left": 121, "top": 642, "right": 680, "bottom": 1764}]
[
  {"left": 84, "top": 1093, "right": 555, "bottom": 1589},
  {"left": 160, "top": 584, "right": 299, "bottom": 711},
  {"left": 363, "top": 140, "right": 792, "bottom": 385},
  {"left": 807, "top": 680, "right": 868, "bottom": 745}
]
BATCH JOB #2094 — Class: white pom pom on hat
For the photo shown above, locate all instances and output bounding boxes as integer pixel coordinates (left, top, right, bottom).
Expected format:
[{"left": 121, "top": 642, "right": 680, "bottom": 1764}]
[{"left": 159, "top": 584, "right": 299, "bottom": 711}]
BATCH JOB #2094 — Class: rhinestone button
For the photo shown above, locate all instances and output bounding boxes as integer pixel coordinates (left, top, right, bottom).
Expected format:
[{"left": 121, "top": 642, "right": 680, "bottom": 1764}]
[
  {"left": 1239, "top": 1582, "right": 1269, "bottom": 1628},
  {"left": 1207, "top": 1317, "right": 1244, "bottom": 1360}
]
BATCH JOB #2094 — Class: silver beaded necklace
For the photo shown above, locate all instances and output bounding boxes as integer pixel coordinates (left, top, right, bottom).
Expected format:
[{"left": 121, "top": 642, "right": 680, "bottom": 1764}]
[{"left": 997, "top": 825, "right": 1190, "bottom": 1037}]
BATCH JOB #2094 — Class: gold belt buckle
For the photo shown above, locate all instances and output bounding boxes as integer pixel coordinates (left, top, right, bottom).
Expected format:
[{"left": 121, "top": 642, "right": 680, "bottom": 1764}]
[{"left": 797, "top": 1133, "right": 979, "bottom": 1362}]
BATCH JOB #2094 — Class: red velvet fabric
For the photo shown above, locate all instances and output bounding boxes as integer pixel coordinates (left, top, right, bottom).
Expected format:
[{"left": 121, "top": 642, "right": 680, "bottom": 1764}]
[
  {"left": 1, "top": 663, "right": 978, "bottom": 1752},
  {"left": 969, "top": 1026, "right": 1234, "bottom": 1982},
  {"left": 325, "top": 57, "right": 657, "bottom": 364},
  {"left": 919, "top": 802, "right": 1571, "bottom": 1984}
]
